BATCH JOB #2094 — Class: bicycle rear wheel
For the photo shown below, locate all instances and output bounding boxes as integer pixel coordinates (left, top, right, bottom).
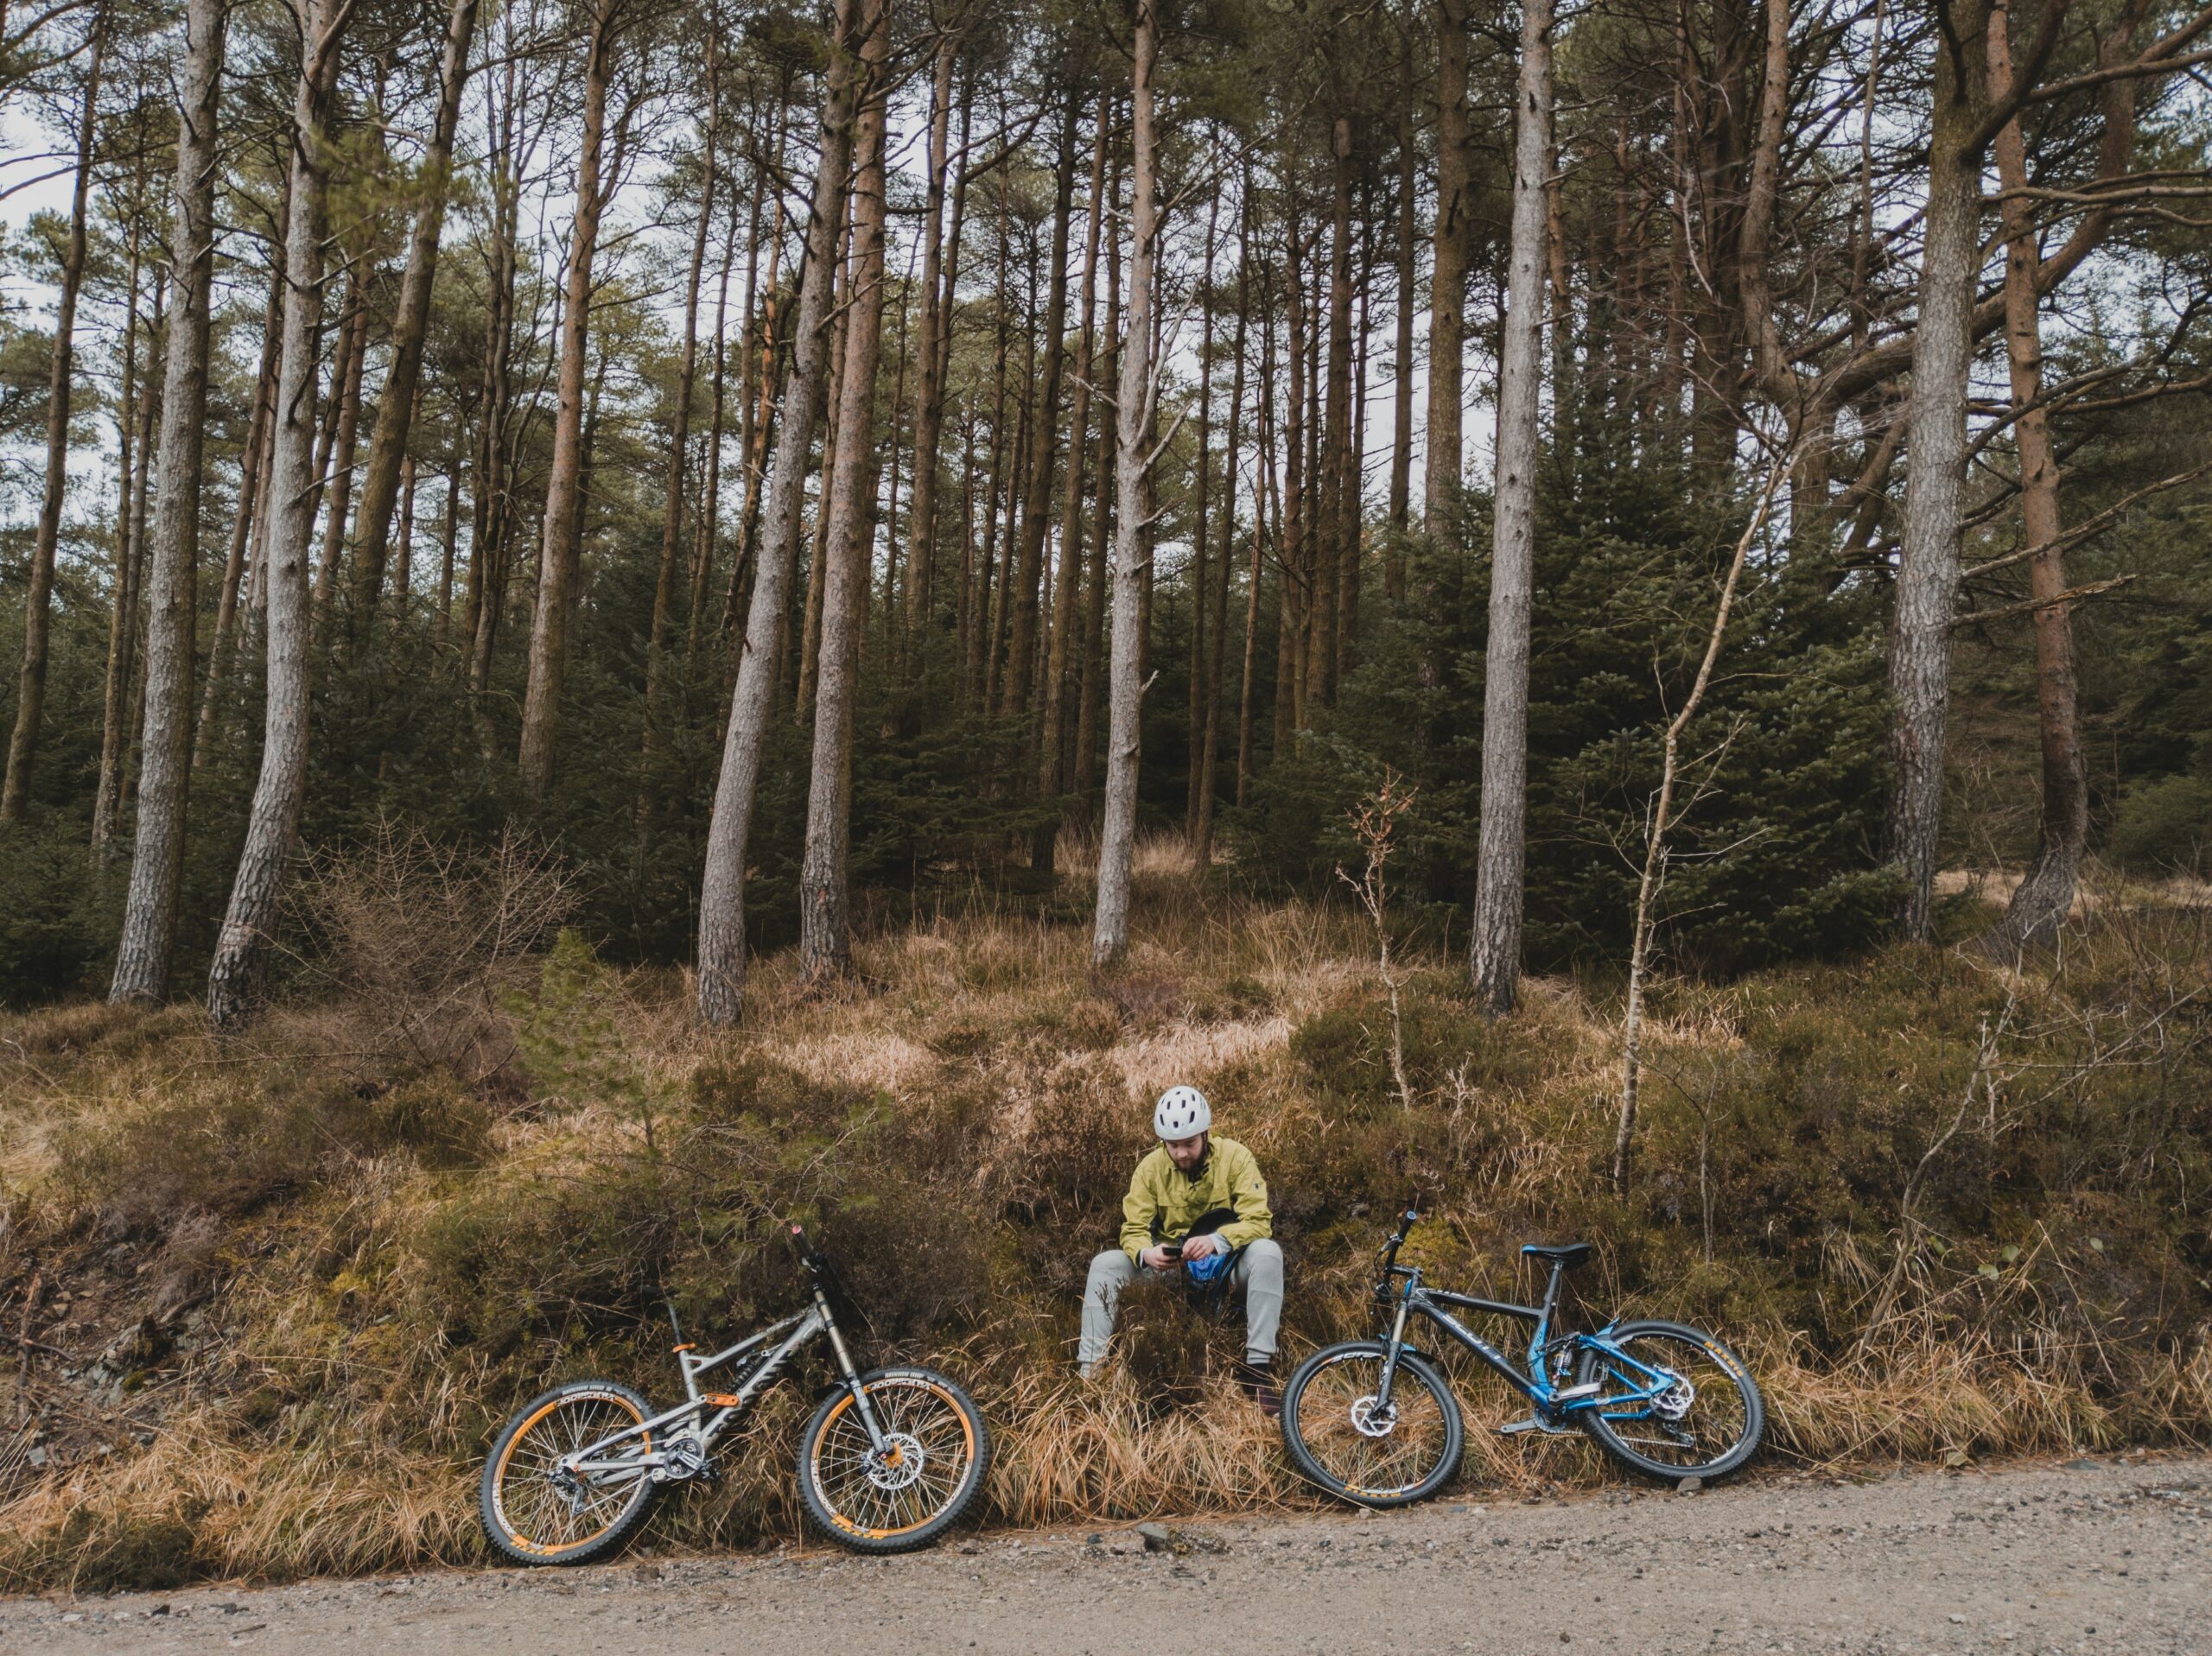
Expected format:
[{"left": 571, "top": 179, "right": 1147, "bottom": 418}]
[
  {"left": 1279, "top": 1342, "right": 1464, "bottom": 1508},
  {"left": 797, "top": 1367, "right": 991, "bottom": 1554},
  {"left": 480, "top": 1380, "right": 660, "bottom": 1566},
  {"left": 1573, "top": 1320, "right": 1763, "bottom": 1484}
]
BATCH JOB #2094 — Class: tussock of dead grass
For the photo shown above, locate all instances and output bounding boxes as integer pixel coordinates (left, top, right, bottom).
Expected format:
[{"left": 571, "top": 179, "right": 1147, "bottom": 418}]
[{"left": 2, "top": 848, "right": 2209, "bottom": 1589}]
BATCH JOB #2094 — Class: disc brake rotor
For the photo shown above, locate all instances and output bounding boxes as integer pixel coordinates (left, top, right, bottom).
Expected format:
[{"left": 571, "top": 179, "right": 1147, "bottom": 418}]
[
  {"left": 865, "top": 1432, "right": 927, "bottom": 1492},
  {"left": 1654, "top": 1373, "right": 1696, "bottom": 1421},
  {"left": 1349, "top": 1394, "right": 1399, "bottom": 1438}
]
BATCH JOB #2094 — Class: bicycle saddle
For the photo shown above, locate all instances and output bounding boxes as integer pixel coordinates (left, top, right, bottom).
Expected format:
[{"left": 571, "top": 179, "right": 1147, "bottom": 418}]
[{"left": 1520, "top": 1242, "right": 1592, "bottom": 1267}]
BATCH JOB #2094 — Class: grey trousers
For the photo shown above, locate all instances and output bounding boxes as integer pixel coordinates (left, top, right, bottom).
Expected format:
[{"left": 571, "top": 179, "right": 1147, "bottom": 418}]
[{"left": 1078, "top": 1239, "right": 1284, "bottom": 1371}]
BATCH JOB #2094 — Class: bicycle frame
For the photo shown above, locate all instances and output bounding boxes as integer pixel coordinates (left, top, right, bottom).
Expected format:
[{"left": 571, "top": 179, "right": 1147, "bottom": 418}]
[
  {"left": 565, "top": 1233, "right": 893, "bottom": 1484},
  {"left": 1371, "top": 1243, "right": 1681, "bottom": 1426}
]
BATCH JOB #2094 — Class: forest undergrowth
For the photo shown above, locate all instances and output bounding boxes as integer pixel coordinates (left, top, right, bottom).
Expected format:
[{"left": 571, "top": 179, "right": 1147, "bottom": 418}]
[{"left": 1, "top": 833, "right": 2208, "bottom": 1592}]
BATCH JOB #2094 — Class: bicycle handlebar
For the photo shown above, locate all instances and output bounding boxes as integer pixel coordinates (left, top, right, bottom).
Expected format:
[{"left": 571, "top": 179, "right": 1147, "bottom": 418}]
[{"left": 1377, "top": 1206, "right": 1421, "bottom": 1272}]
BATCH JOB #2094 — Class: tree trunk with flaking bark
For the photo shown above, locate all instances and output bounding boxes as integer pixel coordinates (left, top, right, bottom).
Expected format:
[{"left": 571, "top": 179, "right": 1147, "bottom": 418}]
[
  {"left": 797, "top": 0, "right": 888, "bottom": 984},
  {"left": 2, "top": 19, "right": 103, "bottom": 822},
  {"left": 350, "top": 0, "right": 479, "bottom": 633},
  {"left": 207, "top": 0, "right": 349, "bottom": 1028},
  {"left": 696, "top": 0, "right": 863, "bottom": 1025},
  {"left": 1978, "top": 0, "right": 2085, "bottom": 956},
  {"left": 1093, "top": 0, "right": 1158, "bottom": 970},
  {"left": 1887, "top": 1, "right": 1986, "bottom": 943},
  {"left": 1424, "top": 0, "right": 1470, "bottom": 539},
  {"left": 1468, "top": 0, "right": 1552, "bottom": 1015},
  {"left": 110, "top": 0, "right": 225, "bottom": 998},
  {"left": 518, "top": 0, "right": 620, "bottom": 797}
]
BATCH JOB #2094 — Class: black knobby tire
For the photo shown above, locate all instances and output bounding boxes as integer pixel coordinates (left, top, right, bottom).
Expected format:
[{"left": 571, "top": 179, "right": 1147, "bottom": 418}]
[
  {"left": 480, "top": 1379, "right": 662, "bottom": 1567},
  {"left": 1573, "top": 1320, "right": 1764, "bottom": 1485},
  {"left": 1279, "top": 1341, "right": 1465, "bottom": 1509},
  {"left": 797, "top": 1367, "right": 991, "bottom": 1554}
]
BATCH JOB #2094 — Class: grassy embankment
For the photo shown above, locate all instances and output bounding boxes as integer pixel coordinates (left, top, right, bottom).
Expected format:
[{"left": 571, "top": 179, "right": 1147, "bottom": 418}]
[{"left": 2, "top": 837, "right": 2207, "bottom": 1590}]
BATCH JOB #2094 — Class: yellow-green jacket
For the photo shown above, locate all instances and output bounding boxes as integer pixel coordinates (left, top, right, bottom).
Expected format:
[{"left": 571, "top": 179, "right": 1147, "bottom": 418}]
[{"left": 1118, "top": 1136, "right": 1273, "bottom": 1264}]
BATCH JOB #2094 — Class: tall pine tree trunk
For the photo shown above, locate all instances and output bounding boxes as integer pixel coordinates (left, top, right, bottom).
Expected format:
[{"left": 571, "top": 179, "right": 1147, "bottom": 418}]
[
  {"left": 696, "top": 0, "right": 864, "bottom": 1025},
  {"left": 1888, "top": 2, "right": 1986, "bottom": 942},
  {"left": 1185, "top": 186, "right": 1218, "bottom": 838},
  {"left": 197, "top": 211, "right": 284, "bottom": 771},
  {"left": 902, "top": 30, "right": 958, "bottom": 658},
  {"left": 1424, "top": 0, "right": 1470, "bottom": 538},
  {"left": 349, "top": 0, "right": 479, "bottom": 631},
  {"left": 643, "top": 30, "right": 719, "bottom": 808},
  {"left": 1312, "top": 115, "right": 1353, "bottom": 707},
  {"left": 797, "top": 0, "right": 888, "bottom": 984},
  {"left": 1978, "top": 0, "right": 2084, "bottom": 955},
  {"left": 1001, "top": 88, "right": 1078, "bottom": 725},
  {"left": 111, "top": 0, "right": 226, "bottom": 1000},
  {"left": 1073, "top": 162, "right": 1120, "bottom": 805},
  {"left": 1389, "top": 47, "right": 1415, "bottom": 564},
  {"left": 1197, "top": 210, "right": 1244, "bottom": 865},
  {"left": 1093, "top": 0, "right": 1158, "bottom": 969},
  {"left": 1035, "top": 98, "right": 1109, "bottom": 872},
  {"left": 2, "top": 18, "right": 103, "bottom": 822},
  {"left": 93, "top": 237, "right": 156, "bottom": 858},
  {"left": 310, "top": 278, "right": 369, "bottom": 634},
  {"left": 207, "top": 0, "right": 349, "bottom": 1027},
  {"left": 518, "top": 0, "right": 620, "bottom": 796},
  {"left": 1468, "top": 0, "right": 1552, "bottom": 1014}
]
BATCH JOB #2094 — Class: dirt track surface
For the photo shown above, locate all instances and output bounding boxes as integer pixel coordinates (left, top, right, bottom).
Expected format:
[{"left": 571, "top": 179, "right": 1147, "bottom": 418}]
[{"left": 5, "top": 1455, "right": 2208, "bottom": 1656}]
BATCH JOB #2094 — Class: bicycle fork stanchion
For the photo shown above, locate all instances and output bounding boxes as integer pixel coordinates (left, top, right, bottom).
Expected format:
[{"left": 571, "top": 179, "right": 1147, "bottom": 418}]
[
  {"left": 1373, "top": 1291, "right": 1413, "bottom": 1412},
  {"left": 819, "top": 1288, "right": 894, "bottom": 1455}
]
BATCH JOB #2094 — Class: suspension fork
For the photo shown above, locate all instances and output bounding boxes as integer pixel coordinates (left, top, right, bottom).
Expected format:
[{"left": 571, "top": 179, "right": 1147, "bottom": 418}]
[
  {"left": 817, "top": 1288, "right": 892, "bottom": 1452},
  {"left": 1374, "top": 1291, "right": 1413, "bottom": 1410}
]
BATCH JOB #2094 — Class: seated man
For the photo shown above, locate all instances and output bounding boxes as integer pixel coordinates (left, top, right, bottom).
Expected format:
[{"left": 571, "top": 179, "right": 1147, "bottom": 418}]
[{"left": 1078, "top": 1086, "right": 1285, "bottom": 1412}]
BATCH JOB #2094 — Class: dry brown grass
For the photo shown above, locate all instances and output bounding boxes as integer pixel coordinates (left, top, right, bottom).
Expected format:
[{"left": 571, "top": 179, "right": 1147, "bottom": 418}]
[{"left": 2, "top": 840, "right": 2207, "bottom": 1589}]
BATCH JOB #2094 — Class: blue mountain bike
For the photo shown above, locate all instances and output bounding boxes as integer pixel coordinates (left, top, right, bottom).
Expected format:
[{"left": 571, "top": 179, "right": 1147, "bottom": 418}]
[{"left": 1280, "top": 1209, "right": 1764, "bottom": 1507}]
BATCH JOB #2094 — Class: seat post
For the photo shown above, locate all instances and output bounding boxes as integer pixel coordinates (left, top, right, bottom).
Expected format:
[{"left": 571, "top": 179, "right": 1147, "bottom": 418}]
[{"left": 1541, "top": 1260, "right": 1567, "bottom": 1324}]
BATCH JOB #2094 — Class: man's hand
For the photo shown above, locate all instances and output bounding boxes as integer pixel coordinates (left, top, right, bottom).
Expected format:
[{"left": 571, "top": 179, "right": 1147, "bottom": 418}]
[
  {"left": 1179, "top": 1234, "right": 1228, "bottom": 1263},
  {"left": 1141, "top": 1245, "right": 1178, "bottom": 1271}
]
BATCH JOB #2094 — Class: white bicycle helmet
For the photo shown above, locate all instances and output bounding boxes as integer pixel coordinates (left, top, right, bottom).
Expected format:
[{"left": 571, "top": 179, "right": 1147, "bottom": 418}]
[{"left": 1154, "top": 1085, "right": 1212, "bottom": 1141}]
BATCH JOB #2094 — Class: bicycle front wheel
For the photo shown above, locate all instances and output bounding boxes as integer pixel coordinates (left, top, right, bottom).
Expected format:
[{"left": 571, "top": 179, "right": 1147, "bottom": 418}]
[
  {"left": 1573, "top": 1320, "right": 1764, "bottom": 1484},
  {"left": 480, "top": 1379, "right": 661, "bottom": 1566},
  {"left": 798, "top": 1367, "right": 991, "bottom": 1554},
  {"left": 1280, "top": 1342, "right": 1464, "bottom": 1508}
]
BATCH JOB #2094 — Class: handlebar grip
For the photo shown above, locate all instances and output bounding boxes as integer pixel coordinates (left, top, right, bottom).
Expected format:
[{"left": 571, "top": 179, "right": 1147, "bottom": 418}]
[{"left": 787, "top": 1221, "right": 822, "bottom": 1266}]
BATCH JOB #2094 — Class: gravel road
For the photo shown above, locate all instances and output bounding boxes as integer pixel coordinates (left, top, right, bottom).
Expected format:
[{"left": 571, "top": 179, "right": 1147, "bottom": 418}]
[{"left": 5, "top": 1455, "right": 2206, "bottom": 1656}]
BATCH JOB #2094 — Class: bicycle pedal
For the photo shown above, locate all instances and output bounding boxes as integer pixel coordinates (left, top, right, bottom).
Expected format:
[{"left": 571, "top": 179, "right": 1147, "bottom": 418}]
[{"left": 1497, "top": 1416, "right": 1542, "bottom": 1436}]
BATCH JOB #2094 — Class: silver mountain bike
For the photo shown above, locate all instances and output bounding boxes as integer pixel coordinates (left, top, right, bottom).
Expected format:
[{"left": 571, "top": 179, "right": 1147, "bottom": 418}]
[{"left": 480, "top": 1223, "right": 989, "bottom": 1564}]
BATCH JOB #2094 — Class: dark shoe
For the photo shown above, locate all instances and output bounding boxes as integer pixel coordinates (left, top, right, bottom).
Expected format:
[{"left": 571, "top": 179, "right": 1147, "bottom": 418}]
[{"left": 1241, "top": 1362, "right": 1281, "bottom": 1417}]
